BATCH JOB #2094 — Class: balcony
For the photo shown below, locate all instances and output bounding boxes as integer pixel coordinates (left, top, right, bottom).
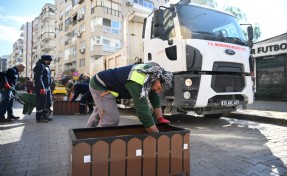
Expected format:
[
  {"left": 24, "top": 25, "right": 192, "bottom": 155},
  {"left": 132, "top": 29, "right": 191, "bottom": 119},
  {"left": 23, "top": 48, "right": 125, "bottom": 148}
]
[
  {"left": 41, "top": 32, "right": 55, "bottom": 42},
  {"left": 41, "top": 43, "right": 56, "bottom": 51},
  {"left": 41, "top": 12, "right": 55, "bottom": 21}
]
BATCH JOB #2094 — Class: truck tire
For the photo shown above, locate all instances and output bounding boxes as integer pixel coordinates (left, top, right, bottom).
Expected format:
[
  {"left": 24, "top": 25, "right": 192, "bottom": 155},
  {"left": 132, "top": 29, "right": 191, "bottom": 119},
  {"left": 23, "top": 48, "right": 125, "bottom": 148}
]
[{"left": 204, "top": 114, "right": 223, "bottom": 119}]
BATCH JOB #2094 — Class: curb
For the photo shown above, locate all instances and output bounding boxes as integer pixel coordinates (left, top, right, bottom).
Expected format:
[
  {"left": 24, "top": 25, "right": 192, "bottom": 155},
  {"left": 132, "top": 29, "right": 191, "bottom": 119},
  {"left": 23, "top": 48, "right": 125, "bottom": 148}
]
[{"left": 226, "top": 113, "right": 287, "bottom": 126}]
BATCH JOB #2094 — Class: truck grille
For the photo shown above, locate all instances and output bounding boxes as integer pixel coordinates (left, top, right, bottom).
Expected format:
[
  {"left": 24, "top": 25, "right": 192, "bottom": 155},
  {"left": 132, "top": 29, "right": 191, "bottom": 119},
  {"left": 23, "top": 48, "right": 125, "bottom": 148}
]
[{"left": 211, "top": 75, "right": 244, "bottom": 92}]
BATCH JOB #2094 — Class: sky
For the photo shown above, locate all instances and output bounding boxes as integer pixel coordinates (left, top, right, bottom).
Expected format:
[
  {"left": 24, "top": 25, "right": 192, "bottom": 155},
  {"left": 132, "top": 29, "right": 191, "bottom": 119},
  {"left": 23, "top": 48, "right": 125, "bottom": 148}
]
[
  {"left": 0, "top": 0, "right": 55, "bottom": 56},
  {"left": 0, "top": 0, "right": 287, "bottom": 56}
]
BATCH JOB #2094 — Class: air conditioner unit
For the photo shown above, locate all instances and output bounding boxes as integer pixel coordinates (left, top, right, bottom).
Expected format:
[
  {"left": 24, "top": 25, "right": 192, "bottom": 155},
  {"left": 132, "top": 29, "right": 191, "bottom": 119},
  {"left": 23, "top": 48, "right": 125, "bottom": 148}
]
[
  {"left": 78, "top": 0, "right": 84, "bottom": 4},
  {"left": 126, "top": 0, "right": 134, "bottom": 6},
  {"left": 79, "top": 48, "right": 85, "bottom": 53},
  {"left": 77, "top": 14, "right": 84, "bottom": 21}
]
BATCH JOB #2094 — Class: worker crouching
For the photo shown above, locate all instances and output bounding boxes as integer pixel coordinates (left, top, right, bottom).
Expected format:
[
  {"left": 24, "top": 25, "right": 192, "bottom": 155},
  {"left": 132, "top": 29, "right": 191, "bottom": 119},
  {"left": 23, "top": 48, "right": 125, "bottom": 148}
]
[{"left": 86, "top": 63, "right": 173, "bottom": 134}]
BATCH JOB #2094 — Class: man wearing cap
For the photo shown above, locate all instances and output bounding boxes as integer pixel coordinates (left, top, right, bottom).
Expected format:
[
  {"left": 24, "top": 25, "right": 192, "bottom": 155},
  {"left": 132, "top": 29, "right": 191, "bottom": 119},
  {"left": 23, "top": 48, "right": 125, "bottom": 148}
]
[
  {"left": 86, "top": 63, "right": 173, "bottom": 134},
  {"left": 0, "top": 63, "right": 26, "bottom": 123},
  {"left": 33, "top": 55, "right": 53, "bottom": 123}
]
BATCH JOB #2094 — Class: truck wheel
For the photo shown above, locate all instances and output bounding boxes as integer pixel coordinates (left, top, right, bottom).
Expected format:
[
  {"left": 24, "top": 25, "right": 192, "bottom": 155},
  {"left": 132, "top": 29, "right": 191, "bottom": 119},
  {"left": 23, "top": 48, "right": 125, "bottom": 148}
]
[{"left": 204, "top": 114, "right": 223, "bottom": 119}]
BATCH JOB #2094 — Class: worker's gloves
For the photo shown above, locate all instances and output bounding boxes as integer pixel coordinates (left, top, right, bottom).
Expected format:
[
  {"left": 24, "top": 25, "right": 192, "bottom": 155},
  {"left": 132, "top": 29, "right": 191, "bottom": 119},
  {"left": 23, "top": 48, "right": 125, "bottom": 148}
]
[
  {"left": 4, "top": 83, "right": 11, "bottom": 89},
  {"left": 40, "top": 88, "right": 46, "bottom": 95},
  {"left": 157, "top": 116, "right": 170, "bottom": 124}
]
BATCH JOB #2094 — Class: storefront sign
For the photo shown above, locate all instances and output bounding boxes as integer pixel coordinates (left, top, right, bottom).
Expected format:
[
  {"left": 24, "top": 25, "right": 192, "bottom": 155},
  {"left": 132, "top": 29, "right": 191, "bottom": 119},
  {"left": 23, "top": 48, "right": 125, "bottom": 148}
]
[{"left": 252, "top": 41, "right": 287, "bottom": 57}]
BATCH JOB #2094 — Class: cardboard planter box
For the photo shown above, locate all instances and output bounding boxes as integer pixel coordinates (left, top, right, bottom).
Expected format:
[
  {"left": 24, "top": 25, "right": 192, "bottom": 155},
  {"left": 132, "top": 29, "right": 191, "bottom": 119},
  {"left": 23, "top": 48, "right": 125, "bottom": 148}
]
[
  {"left": 53, "top": 101, "right": 87, "bottom": 115},
  {"left": 69, "top": 124, "right": 190, "bottom": 176}
]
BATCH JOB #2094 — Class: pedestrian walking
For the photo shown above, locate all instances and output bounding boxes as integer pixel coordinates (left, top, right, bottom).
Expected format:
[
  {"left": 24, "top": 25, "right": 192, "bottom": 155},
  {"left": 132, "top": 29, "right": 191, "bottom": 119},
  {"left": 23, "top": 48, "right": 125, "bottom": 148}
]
[
  {"left": 33, "top": 55, "right": 53, "bottom": 123},
  {"left": 26, "top": 77, "right": 34, "bottom": 94},
  {"left": 0, "top": 63, "right": 26, "bottom": 122},
  {"left": 86, "top": 63, "right": 173, "bottom": 134}
]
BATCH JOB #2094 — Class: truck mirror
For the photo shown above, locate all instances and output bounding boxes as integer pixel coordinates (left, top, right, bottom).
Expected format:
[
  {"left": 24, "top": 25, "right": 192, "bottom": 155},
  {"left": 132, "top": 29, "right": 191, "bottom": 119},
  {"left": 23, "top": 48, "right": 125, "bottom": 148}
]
[
  {"left": 154, "top": 9, "right": 164, "bottom": 27},
  {"left": 153, "top": 9, "right": 164, "bottom": 38},
  {"left": 247, "top": 26, "right": 253, "bottom": 41}
]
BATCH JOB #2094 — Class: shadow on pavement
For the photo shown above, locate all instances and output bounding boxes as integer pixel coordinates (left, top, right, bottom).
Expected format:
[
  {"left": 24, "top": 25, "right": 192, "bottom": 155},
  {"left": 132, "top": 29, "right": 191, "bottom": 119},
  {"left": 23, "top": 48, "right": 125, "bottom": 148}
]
[{"left": 165, "top": 114, "right": 287, "bottom": 176}]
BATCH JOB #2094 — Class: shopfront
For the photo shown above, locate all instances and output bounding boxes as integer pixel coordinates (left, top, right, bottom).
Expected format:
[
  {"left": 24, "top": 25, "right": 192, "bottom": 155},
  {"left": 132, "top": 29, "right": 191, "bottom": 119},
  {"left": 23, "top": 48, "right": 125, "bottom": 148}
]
[{"left": 251, "top": 33, "right": 287, "bottom": 101}]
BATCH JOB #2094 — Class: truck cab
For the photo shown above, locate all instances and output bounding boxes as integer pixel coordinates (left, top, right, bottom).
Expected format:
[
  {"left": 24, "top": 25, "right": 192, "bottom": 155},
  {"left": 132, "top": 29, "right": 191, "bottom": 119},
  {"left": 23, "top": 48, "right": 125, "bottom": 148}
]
[{"left": 143, "top": 1, "right": 254, "bottom": 117}]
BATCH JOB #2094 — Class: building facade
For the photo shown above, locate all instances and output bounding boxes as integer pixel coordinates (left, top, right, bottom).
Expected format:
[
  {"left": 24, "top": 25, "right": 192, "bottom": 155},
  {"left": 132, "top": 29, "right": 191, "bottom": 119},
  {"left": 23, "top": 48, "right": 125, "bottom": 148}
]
[
  {"left": 0, "top": 55, "right": 9, "bottom": 72},
  {"left": 54, "top": 0, "right": 164, "bottom": 80},
  {"left": 32, "top": 3, "right": 57, "bottom": 78},
  {"left": 252, "top": 33, "right": 287, "bottom": 101},
  {"left": 21, "top": 22, "right": 33, "bottom": 78},
  {"left": 10, "top": 38, "right": 24, "bottom": 68}
]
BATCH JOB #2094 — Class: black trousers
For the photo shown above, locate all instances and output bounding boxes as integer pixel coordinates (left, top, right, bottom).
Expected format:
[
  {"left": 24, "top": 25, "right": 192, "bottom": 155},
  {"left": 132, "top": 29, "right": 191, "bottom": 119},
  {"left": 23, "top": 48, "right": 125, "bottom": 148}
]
[{"left": 35, "top": 88, "right": 52, "bottom": 118}]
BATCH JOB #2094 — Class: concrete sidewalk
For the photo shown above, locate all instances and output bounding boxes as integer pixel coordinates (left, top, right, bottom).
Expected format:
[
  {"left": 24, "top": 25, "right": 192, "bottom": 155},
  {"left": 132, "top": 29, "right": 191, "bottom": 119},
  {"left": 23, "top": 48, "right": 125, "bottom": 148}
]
[{"left": 227, "top": 100, "right": 287, "bottom": 126}]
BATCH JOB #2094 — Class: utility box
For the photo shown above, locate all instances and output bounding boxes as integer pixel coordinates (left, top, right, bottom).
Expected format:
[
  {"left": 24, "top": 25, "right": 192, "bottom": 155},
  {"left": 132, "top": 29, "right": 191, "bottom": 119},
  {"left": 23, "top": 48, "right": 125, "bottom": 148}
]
[
  {"left": 69, "top": 124, "right": 190, "bottom": 176},
  {"left": 53, "top": 101, "right": 87, "bottom": 115}
]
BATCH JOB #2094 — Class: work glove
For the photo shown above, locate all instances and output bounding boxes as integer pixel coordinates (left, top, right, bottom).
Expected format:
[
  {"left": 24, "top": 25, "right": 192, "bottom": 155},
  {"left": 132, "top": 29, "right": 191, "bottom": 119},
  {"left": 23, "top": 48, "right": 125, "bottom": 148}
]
[
  {"left": 157, "top": 116, "right": 170, "bottom": 124},
  {"left": 40, "top": 88, "right": 46, "bottom": 95},
  {"left": 4, "top": 83, "right": 11, "bottom": 89}
]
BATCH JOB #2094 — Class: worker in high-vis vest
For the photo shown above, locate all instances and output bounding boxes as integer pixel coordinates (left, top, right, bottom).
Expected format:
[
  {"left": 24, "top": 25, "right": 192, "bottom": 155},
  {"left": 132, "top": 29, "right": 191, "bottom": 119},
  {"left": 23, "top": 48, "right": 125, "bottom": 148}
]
[{"left": 86, "top": 63, "right": 173, "bottom": 134}]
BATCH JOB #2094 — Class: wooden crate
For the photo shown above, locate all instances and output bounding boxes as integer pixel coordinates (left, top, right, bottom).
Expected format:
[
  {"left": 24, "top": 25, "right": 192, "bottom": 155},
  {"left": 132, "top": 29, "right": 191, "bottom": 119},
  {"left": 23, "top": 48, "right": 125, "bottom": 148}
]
[
  {"left": 53, "top": 101, "right": 87, "bottom": 115},
  {"left": 69, "top": 124, "right": 190, "bottom": 176}
]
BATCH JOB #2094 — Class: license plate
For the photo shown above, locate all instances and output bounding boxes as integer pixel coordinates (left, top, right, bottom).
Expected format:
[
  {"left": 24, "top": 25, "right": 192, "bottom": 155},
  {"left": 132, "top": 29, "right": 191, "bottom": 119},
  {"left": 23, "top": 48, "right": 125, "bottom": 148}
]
[{"left": 221, "top": 100, "right": 240, "bottom": 106}]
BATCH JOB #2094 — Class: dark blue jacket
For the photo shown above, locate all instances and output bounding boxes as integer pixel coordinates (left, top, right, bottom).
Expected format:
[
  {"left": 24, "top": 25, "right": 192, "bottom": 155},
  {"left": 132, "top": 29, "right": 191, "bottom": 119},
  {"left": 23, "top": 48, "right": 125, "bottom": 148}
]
[
  {"left": 93, "top": 65, "right": 134, "bottom": 99},
  {"left": 0, "top": 67, "right": 19, "bottom": 88},
  {"left": 71, "top": 83, "right": 91, "bottom": 101},
  {"left": 33, "top": 60, "right": 51, "bottom": 89}
]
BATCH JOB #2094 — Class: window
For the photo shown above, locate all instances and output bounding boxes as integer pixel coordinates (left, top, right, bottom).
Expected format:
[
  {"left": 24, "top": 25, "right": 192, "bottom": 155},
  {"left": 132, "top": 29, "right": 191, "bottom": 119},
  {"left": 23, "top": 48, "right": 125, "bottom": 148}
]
[
  {"left": 79, "top": 23, "right": 85, "bottom": 33},
  {"left": 80, "top": 41, "right": 86, "bottom": 49},
  {"left": 91, "top": 36, "right": 120, "bottom": 52},
  {"left": 65, "top": 4, "right": 72, "bottom": 17},
  {"left": 133, "top": 0, "right": 153, "bottom": 9},
  {"left": 103, "top": 18, "right": 121, "bottom": 34},
  {"left": 80, "top": 59, "right": 85, "bottom": 67},
  {"left": 91, "top": 17, "right": 103, "bottom": 32},
  {"left": 64, "top": 48, "right": 70, "bottom": 60},
  {"left": 65, "top": 17, "right": 72, "bottom": 31}
]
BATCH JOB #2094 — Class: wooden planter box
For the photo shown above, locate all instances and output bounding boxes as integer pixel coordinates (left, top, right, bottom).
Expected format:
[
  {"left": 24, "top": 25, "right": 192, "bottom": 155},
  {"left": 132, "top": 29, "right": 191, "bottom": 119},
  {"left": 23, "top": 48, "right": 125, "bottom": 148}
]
[
  {"left": 69, "top": 124, "right": 190, "bottom": 176},
  {"left": 53, "top": 101, "right": 87, "bottom": 115},
  {"left": 52, "top": 94, "right": 67, "bottom": 101}
]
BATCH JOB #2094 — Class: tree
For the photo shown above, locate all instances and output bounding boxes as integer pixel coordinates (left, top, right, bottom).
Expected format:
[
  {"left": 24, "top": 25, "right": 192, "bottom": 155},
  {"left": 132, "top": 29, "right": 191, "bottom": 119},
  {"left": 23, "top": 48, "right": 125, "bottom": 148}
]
[{"left": 224, "top": 6, "right": 261, "bottom": 42}]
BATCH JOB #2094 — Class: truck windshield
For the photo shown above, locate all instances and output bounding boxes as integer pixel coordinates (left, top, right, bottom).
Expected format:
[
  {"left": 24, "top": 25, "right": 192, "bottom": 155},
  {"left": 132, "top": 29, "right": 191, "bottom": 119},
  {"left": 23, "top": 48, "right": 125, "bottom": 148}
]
[{"left": 178, "top": 5, "right": 248, "bottom": 46}]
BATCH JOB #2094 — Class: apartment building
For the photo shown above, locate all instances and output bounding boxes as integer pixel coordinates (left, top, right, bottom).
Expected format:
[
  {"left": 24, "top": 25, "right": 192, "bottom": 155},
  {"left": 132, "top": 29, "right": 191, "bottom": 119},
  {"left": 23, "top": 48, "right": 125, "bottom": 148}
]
[
  {"left": 10, "top": 38, "right": 24, "bottom": 68},
  {"left": 31, "top": 3, "right": 57, "bottom": 78},
  {"left": 20, "top": 22, "right": 33, "bottom": 78},
  {"left": 0, "top": 55, "right": 9, "bottom": 72},
  {"left": 54, "top": 0, "right": 165, "bottom": 79}
]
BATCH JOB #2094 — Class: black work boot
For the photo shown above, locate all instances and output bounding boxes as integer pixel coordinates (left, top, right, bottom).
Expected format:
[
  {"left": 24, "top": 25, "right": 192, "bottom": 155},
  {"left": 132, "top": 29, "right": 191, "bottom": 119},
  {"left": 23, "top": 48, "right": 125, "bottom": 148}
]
[
  {"left": 0, "top": 117, "right": 12, "bottom": 123},
  {"left": 79, "top": 105, "right": 86, "bottom": 114},
  {"left": 36, "top": 112, "right": 49, "bottom": 123},
  {"left": 88, "top": 104, "right": 94, "bottom": 114},
  {"left": 8, "top": 115, "right": 20, "bottom": 120},
  {"left": 43, "top": 109, "right": 52, "bottom": 121}
]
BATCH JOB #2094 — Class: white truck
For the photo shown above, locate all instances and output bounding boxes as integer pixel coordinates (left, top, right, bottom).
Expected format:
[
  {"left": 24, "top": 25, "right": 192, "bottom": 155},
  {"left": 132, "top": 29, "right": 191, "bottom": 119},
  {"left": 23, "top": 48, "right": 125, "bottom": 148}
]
[{"left": 103, "top": 0, "right": 254, "bottom": 118}]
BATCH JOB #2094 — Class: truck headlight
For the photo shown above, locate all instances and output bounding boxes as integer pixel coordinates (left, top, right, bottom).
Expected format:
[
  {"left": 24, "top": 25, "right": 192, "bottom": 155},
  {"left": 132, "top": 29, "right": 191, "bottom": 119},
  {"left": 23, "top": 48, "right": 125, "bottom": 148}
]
[
  {"left": 185, "top": 78, "right": 192, "bottom": 87},
  {"left": 183, "top": 91, "right": 191, "bottom": 99}
]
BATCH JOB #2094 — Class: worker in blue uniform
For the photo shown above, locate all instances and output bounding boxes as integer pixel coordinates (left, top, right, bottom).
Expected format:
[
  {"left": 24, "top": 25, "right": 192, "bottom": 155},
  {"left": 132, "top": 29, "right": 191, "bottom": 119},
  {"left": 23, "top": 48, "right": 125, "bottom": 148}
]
[
  {"left": 68, "top": 83, "right": 94, "bottom": 114},
  {"left": 0, "top": 63, "right": 26, "bottom": 123},
  {"left": 33, "top": 55, "right": 53, "bottom": 123}
]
